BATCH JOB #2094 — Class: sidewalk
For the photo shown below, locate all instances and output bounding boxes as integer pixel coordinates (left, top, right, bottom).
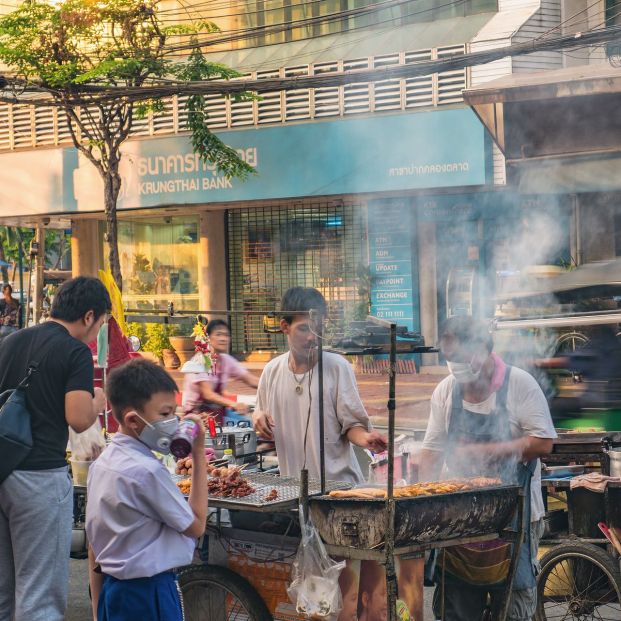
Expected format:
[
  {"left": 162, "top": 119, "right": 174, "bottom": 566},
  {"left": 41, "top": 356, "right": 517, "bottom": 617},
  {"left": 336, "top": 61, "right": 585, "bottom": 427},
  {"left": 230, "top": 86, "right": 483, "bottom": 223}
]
[{"left": 169, "top": 362, "right": 445, "bottom": 431}]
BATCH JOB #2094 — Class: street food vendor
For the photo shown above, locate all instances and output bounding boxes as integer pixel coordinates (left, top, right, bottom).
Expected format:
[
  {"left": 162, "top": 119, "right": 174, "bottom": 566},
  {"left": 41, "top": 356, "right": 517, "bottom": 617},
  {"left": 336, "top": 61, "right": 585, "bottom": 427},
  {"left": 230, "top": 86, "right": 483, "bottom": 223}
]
[
  {"left": 419, "top": 316, "right": 556, "bottom": 621},
  {"left": 252, "top": 287, "right": 387, "bottom": 484}
]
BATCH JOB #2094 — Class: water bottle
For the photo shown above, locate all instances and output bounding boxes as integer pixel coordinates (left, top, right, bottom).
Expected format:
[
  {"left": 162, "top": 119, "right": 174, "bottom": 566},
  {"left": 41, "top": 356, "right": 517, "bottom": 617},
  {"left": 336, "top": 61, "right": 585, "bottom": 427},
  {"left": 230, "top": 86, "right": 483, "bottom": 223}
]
[
  {"left": 222, "top": 448, "right": 235, "bottom": 466},
  {"left": 170, "top": 420, "right": 199, "bottom": 459}
]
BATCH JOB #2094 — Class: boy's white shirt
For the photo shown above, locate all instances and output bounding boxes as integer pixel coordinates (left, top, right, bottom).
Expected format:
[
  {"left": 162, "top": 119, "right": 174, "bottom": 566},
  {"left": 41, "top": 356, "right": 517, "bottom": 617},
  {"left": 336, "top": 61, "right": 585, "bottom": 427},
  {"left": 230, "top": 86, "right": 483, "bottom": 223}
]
[{"left": 85, "top": 433, "right": 195, "bottom": 580}]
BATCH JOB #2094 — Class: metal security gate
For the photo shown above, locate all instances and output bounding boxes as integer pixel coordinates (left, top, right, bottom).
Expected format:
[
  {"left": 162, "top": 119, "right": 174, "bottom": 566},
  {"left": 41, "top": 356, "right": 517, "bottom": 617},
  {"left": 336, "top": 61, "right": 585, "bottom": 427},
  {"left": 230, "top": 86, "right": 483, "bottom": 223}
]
[{"left": 227, "top": 202, "right": 367, "bottom": 354}]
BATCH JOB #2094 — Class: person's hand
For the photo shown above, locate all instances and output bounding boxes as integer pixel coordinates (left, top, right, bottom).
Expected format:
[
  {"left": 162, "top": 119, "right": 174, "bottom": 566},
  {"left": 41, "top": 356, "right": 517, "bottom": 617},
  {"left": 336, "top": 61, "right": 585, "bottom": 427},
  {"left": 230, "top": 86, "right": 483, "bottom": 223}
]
[
  {"left": 92, "top": 387, "right": 106, "bottom": 415},
  {"left": 183, "top": 413, "right": 206, "bottom": 449},
  {"left": 233, "top": 402, "right": 250, "bottom": 415},
  {"left": 363, "top": 431, "right": 388, "bottom": 453},
  {"left": 252, "top": 409, "right": 275, "bottom": 440}
]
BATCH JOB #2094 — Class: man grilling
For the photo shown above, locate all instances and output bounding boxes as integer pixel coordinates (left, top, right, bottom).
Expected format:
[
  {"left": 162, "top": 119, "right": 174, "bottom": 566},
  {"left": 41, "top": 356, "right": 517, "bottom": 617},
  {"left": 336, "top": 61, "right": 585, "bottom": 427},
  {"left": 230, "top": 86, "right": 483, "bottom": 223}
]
[
  {"left": 419, "top": 316, "right": 556, "bottom": 621},
  {"left": 252, "top": 287, "right": 386, "bottom": 485}
]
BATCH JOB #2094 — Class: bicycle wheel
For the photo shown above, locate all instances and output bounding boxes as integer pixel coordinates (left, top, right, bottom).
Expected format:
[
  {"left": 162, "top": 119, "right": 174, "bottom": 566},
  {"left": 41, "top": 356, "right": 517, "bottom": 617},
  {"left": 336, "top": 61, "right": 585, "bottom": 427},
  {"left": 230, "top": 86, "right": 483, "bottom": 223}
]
[
  {"left": 178, "top": 564, "right": 272, "bottom": 621},
  {"left": 536, "top": 542, "right": 621, "bottom": 620}
]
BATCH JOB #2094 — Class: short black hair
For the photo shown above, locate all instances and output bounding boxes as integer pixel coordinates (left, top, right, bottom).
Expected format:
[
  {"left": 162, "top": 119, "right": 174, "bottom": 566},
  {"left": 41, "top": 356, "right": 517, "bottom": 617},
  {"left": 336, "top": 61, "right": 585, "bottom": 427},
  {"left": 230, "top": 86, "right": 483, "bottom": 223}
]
[
  {"left": 439, "top": 316, "right": 494, "bottom": 353},
  {"left": 2, "top": 284, "right": 12, "bottom": 294},
  {"left": 50, "top": 276, "right": 111, "bottom": 322},
  {"left": 280, "top": 287, "right": 327, "bottom": 324},
  {"left": 207, "top": 319, "right": 229, "bottom": 335},
  {"left": 106, "top": 359, "right": 178, "bottom": 422}
]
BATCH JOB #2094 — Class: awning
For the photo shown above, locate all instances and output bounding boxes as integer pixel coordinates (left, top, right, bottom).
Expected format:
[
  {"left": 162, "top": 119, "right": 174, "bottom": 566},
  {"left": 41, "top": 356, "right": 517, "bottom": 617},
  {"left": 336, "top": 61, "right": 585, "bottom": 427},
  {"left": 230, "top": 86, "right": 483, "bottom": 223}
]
[
  {"left": 497, "top": 258, "right": 621, "bottom": 302},
  {"left": 463, "top": 64, "right": 621, "bottom": 155},
  {"left": 514, "top": 152, "right": 621, "bottom": 194},
  {"left": 203, "top": 13, "right": 496, "bottom": 73}
]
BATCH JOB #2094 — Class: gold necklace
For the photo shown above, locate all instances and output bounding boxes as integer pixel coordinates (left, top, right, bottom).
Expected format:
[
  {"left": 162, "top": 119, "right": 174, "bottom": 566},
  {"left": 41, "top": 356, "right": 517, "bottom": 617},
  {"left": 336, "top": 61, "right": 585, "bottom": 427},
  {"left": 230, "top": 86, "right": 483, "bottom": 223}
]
[{"left": 289, "top": 355, "right": 307, "bottom": 395}]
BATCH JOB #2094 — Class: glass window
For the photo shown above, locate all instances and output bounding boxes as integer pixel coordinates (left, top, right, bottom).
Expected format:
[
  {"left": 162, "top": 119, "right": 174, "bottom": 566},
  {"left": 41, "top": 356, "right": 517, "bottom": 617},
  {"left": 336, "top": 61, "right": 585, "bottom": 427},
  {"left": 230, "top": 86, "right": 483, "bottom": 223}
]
[
  {"left": 220, "top": 0, "right": 497, "bottom": 49},
  {"left": 608, "top": 0, "right": 621, "bottom": 25},
  {"left": 103, "top": 216, "right": 200, "bottom": 311}
]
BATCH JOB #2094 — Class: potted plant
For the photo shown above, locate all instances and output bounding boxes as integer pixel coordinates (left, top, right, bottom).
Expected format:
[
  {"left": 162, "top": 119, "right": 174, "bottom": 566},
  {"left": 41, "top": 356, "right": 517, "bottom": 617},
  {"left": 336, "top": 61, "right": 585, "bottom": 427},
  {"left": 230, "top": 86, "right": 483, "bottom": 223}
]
[
  {"left": 142, "top": 323, "right": 175, "bottom": 366},
  {"left": 169, "top": 321, "right": 195, "bottom": 363}
]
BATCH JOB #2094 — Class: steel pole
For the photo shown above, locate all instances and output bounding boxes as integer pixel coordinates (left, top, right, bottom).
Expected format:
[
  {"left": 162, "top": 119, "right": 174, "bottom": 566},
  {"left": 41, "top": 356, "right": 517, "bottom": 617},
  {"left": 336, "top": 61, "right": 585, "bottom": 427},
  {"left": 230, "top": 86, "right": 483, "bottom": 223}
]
[{"left": 385, "top": 322, "right": 398, "bottom": 621}]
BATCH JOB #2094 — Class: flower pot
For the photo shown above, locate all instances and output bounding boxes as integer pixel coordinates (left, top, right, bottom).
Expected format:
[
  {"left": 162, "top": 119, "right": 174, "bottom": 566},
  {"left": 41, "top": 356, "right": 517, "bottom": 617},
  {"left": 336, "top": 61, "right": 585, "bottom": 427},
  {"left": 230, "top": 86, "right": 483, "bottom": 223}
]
[
  {"left": 176, "top": 349, "right": 196, "bottom": 365},
  {"left": 169, "top": 335, "right": 195, "bottom": 352},
  {"left": 162, "top": 348, "right": 180, "bottom": 369}
]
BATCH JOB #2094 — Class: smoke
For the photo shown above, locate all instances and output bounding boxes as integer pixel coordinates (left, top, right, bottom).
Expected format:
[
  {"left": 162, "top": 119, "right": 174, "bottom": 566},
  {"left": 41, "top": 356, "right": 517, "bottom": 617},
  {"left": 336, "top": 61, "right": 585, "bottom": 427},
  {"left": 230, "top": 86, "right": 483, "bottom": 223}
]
[{"left": 481, "top": 197, "right": 571, "bottom": 399}]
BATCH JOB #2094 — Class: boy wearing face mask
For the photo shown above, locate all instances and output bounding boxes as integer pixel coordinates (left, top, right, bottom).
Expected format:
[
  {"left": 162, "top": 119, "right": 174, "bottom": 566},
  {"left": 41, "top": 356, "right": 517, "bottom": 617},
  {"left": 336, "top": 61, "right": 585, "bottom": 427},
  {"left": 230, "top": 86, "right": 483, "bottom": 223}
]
[
  {"left": 419, "top": 316, "right": 556, "bottom": 621},
  {"left": 86, "top": 359, "right": 207, "bottom": 621}
]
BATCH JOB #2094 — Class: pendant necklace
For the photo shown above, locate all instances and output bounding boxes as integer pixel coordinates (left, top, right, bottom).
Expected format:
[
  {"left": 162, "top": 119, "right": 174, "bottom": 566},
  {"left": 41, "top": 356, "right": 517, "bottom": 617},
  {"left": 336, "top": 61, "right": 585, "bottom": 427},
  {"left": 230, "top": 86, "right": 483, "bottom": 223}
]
[{"left": 289, "top": 356, "right": 307, "bottom": 395}]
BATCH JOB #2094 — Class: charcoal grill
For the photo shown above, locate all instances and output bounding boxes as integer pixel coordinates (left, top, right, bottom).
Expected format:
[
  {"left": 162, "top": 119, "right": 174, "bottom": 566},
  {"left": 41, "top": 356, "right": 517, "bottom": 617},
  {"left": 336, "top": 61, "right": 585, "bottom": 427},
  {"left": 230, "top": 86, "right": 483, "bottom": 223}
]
[{"left": 309, "top": 484, "right": 520, "bottom": 550}]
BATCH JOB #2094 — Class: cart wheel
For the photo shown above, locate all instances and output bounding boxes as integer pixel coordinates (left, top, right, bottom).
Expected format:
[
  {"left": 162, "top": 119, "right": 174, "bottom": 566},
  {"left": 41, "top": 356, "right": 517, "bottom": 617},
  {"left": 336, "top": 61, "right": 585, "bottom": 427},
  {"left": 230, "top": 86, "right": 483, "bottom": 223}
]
[
  {"left": 178, "top": 564, "right": 272, "bottom": 621},
  {"left": 536, "top": 542, "right": 621, "bottom": 620},
  {"left": 554, "top": 332, "right": 589, "bottom": 356}
]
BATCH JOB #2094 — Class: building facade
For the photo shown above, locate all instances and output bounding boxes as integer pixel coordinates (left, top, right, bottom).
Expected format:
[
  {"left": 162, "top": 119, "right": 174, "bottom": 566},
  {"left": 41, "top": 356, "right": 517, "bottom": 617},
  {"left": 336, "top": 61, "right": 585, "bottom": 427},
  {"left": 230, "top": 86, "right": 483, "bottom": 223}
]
[{"left": 0, "top": 0, "right": 616, "bottom": 359}]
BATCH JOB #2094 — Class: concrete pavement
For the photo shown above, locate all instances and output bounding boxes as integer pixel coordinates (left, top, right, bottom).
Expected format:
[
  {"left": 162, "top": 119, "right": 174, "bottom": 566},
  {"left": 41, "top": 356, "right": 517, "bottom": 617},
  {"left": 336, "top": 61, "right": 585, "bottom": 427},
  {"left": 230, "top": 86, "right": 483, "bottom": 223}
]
[{"left": 65, "top": 558, "right": 437, "bottom": 620}]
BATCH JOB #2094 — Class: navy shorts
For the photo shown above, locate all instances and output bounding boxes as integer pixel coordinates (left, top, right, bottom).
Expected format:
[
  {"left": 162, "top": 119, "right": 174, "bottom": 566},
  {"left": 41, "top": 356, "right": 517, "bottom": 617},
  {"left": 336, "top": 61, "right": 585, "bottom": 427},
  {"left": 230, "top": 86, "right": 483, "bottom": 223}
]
[{"left": 98, "top": 571, "right": 184, "bottom": 621}]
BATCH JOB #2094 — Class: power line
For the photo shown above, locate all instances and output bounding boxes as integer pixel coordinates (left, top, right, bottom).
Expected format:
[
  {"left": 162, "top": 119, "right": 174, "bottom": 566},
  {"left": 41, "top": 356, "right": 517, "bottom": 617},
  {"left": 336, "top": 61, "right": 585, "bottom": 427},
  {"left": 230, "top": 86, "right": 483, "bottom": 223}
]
[
  {"left": 14, "top": 23, "right": 617, "bottom": 106},
  {"left": 161, "top": 0, "right": 453, "bottom": 51}
]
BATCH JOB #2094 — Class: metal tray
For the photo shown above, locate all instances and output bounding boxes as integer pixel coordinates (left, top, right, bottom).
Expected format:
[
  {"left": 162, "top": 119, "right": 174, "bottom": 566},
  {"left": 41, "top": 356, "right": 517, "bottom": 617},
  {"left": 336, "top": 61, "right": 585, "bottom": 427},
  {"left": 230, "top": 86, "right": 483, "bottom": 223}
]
[
  {"left": 541, "top": 465, "right": 585, "bottom": 479},
  {"left": 308, "top": 484, "right": 520, "bottom": 549},
  {"left": 173, "top": 472, "right": 350, "bottom": 513}
]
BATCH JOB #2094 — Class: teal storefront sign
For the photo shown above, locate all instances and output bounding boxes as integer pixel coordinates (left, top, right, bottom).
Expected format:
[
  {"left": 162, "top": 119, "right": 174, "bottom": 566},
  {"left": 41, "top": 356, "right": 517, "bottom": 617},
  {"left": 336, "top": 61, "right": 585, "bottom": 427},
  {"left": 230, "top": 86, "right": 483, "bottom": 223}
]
[
  {"left": 0, "top": 108, "right": 488, "bottom": 216},
  {"left": 368, "top": 199, "right": 420, "bottom": 332},
  {"left": 108, "top": 108, "right": 488, "bottom": 209}
]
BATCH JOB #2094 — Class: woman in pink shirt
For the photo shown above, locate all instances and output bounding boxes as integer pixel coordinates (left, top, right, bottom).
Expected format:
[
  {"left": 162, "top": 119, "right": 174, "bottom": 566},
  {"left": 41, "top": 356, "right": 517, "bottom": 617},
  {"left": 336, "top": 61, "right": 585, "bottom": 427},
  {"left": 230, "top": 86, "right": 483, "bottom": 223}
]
[{"left": 182, "top": 320, "right": 259, "bottom": 425}]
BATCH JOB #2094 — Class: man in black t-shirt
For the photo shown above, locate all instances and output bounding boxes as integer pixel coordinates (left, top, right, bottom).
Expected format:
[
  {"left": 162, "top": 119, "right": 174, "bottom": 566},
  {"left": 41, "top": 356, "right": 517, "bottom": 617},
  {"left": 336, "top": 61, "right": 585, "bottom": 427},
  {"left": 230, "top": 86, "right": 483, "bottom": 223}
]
[{"left": 0, "top": 276, "right": 110, "bottom": 621}]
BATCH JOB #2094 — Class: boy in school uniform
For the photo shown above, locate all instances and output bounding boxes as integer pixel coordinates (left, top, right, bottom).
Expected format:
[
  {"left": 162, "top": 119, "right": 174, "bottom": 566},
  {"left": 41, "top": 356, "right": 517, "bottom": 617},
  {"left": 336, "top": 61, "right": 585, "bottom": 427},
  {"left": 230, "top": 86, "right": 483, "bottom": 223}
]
[{"left": 86, "top": 359, "right": 207, "bottom": 621}]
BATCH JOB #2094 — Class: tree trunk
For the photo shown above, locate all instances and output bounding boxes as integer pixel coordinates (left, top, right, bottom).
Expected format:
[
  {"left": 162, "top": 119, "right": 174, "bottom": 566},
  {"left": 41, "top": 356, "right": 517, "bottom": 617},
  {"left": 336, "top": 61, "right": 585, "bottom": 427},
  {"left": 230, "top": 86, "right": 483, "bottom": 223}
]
[
  {"left": 103, "top": 170, "right": 123, "bottom": 292},
  {"left": 0, "top": 231, "right": 9, "bottom": 283}
]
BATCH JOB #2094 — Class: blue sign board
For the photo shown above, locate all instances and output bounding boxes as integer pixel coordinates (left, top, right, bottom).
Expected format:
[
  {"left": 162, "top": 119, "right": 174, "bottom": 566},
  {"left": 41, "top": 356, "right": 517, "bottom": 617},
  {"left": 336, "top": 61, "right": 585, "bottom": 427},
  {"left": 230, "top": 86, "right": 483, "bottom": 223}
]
[
  {"left": 368, "top": 199, "right": 419, "bottom": 332},
  {"left": 110, "top": 108, "right": 487, "bottom": 210},
  {"left": 0, "top": 108, "right": 488, "bottom": 217}
]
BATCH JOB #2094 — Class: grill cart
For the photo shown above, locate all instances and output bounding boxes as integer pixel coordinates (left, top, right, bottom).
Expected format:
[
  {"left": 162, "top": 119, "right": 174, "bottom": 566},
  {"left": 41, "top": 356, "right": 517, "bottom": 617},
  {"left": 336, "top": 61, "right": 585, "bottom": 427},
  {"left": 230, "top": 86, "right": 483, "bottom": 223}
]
[{"left": 535, "top": 432, "right": 621, "bottom": 620}]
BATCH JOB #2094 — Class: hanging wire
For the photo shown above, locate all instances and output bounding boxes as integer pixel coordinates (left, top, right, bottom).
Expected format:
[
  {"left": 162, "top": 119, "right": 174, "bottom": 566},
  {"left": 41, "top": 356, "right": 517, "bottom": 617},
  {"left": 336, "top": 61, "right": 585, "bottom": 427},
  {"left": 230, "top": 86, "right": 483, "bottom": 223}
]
[
  {"left": 160, "top": 0, "right": 453, "bottom": 51},
  {"left": 1, "top": 16, "right": 621, "bottom": 105}
]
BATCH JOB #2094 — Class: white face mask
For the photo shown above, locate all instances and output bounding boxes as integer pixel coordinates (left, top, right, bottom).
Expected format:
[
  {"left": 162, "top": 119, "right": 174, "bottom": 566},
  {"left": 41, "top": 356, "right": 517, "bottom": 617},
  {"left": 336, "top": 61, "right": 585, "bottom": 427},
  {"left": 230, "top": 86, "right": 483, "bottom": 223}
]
[{"left": 446, "top": 359, "right": 482, "bottom": 384}]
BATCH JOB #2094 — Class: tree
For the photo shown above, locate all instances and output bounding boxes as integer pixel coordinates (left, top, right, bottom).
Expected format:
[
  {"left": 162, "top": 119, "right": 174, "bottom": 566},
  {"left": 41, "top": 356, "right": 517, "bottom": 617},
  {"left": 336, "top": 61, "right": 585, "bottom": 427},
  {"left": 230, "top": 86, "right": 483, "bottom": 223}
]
[{"left": 0, "top": 0, "right": 254, "bottom": 291}]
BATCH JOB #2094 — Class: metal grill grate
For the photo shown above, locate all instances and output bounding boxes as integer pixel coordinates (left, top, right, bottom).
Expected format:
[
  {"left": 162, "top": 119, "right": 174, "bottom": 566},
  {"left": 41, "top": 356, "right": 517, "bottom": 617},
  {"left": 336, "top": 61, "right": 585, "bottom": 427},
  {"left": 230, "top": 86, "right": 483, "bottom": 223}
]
[
  {"left": 227, "top": 202, "right": 368, "bottom": 355},
  {"left": 175, "top": 472, "right": 351, "bottom": 512}
]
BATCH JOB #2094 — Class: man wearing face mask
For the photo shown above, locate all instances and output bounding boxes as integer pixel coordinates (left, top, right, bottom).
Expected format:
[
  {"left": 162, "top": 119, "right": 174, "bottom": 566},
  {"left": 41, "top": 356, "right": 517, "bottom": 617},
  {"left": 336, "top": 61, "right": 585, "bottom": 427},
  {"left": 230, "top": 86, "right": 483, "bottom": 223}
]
[
  {"left": 419, "top": 316, "right": 556, "bottom": 621},
  {"left": 0, "top": 276, "right": 110, "bottom": 621}
]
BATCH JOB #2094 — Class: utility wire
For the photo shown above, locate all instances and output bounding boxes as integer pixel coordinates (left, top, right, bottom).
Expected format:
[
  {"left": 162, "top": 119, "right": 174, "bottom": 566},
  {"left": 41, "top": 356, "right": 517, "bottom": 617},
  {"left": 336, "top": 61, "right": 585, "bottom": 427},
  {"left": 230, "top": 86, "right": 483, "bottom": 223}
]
[
  {"left": 10, "top": 22, "right": 616, "bottom": 106},
  {"left": 161, "top": 0, "right": 451, "bottom": 51}
]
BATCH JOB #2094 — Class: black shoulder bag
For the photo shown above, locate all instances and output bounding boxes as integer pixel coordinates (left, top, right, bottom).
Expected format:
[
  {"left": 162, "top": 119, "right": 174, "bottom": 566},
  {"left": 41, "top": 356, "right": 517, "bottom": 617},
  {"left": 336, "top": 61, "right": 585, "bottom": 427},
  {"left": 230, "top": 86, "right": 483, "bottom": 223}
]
[{"left": 0, "top": 338, "right": 57, "bottom": 483}]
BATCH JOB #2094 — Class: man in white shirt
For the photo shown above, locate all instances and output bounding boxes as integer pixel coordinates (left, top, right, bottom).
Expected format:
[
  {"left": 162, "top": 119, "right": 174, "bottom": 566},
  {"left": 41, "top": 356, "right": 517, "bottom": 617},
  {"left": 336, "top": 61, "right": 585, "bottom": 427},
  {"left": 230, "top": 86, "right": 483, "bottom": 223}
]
[
  {"left": 419, "top": 316, "right": 556, "bottom": 621},
  {"left": 253, "top": 287, "right": 386, "bottom": 485}
]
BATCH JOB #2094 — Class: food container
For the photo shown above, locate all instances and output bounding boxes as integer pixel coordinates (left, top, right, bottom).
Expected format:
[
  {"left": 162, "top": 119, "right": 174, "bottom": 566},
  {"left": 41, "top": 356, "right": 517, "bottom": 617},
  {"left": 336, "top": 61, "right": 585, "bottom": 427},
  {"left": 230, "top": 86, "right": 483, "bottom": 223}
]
[
  {"left": 205, "top": 422, "right": 257, "bottom": 458},
  {"left": 609, "top": 447, "right": 621, "bottom": 478},
  {"left": 70, "top": 458, "right": 93, "bottom": 486}
]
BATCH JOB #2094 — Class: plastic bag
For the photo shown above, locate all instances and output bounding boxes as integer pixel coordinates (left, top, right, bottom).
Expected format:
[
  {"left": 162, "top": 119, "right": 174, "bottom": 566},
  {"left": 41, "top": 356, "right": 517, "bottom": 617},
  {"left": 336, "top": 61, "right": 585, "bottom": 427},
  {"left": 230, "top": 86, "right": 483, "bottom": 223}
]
[
  {"left": 69, "top": 418, "right": 106, "bottom": 461},
  {"left": 287, "top": 504, "right": 345, "bottom": 618}
]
